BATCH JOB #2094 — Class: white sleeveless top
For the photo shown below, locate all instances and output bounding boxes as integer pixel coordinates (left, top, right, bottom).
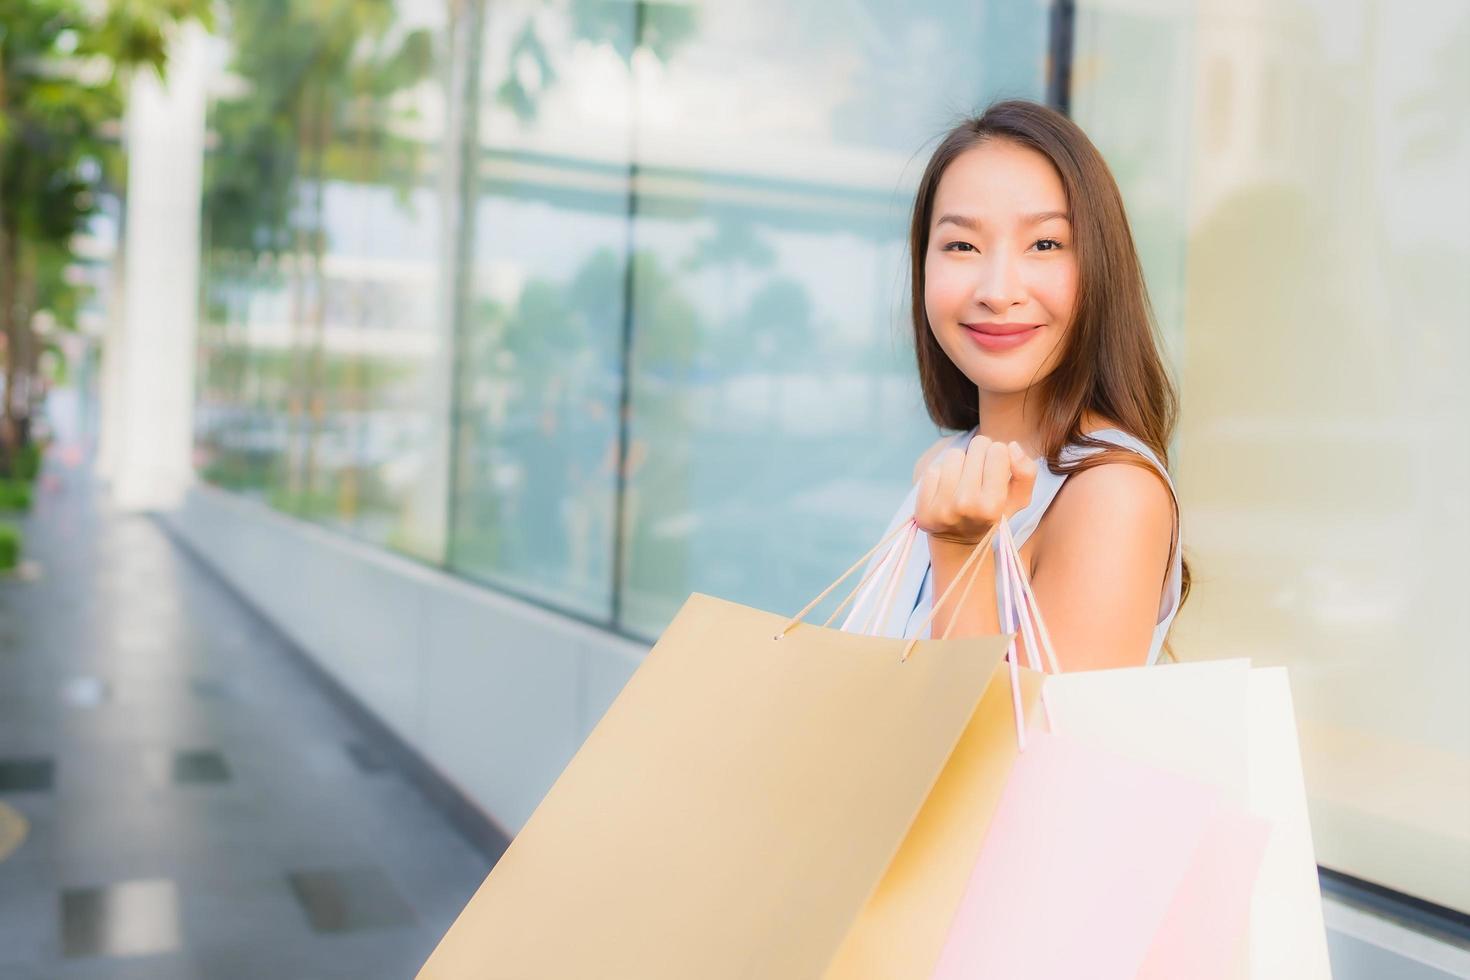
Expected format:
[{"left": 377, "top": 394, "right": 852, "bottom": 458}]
[{"left": 843, "top": 428, "right": 1184, "bottom": 665}]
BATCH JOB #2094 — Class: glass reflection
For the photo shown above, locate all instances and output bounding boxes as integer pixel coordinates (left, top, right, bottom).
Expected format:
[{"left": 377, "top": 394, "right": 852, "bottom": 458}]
[
  {"left": 195, "top": 0, "right": 449, "bottom": 560},
  {"left": 618, "top": 1, "right": 1051, "bottom": 636},
  {"left": 1077, "top": 0, "right": 1470, "bottom": 912},
  {"left": 445, "top": 0, "right": 636, "bottom": 618}
]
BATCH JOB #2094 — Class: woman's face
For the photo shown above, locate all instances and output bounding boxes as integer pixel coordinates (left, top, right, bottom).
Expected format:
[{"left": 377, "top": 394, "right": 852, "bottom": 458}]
[{"left": 924, "top": 139, "right": 1079, "bottom": 397}]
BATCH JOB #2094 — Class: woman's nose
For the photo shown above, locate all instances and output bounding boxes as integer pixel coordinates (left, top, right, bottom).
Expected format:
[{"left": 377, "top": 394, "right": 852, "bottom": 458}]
[{"left": 970, "top": 252, "right": 1027, "bottom": 313}]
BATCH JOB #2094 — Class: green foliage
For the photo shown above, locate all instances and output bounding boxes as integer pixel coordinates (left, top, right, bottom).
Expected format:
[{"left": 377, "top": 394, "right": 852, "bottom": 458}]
[
  {"left": 91, "top": 0, "right": 215, "bottom": 76},
  {"left": 11, "top": 442, "right": 41, "bottom": 481},
  {"left": 202, "top": 0, "right": 435, "bottom": 257},
  {"left": 1, "top": 0, "right": 125, "bottom": 248},
  {"left": 196, "top": 0, "right": 438, "bottom": 508},
  {"left": 199, "top": 453, "right": 273, "bottom": 493},
  {"left": 1, "top": 0, "right": 211, "bottom": 452},
  {"left": 0, "top": 523, "right": 19, "bottom": 571},
  {"left": 629, "top": 250, "right": 700, "bottom": 375},
  {"left": 0, "top": 0, "right": 210, "bottom": 234},
  {"left": 0, "top": 479, "right": 32, "bottom": 512}
]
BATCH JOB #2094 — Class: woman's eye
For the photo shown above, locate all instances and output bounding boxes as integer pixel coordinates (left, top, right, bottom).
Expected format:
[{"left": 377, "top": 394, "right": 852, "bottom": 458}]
[{"left": 942, "top": 239, "right": 1063, "bottom": 253}]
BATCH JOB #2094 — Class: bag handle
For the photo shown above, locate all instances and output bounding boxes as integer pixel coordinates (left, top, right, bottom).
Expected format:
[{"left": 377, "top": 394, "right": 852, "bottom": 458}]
[
  {"left": 996, "top": 519, "right": 1061, "bottom": 675},
  {"left": 776, "top": 517, "right": 999, "bottom": 660},
  {"left": 897, "top": 523, "right": 999, "bottom": 659},
  {"left": 775, "top": 517, "right": 922, "bottom": 641},
  {"left": 883, "top": 517, "right": 1049, "bottom": 745},
  {"left": 994, "top": 519, "right": 1062, "bottom": 747},
  {"left": 779, "top": 512, "right": 1058, "bottom": 748},
  {"left": 830, "top": 523, "right": 902, "bottom": 633},
  {"left": 829, "top": 518, "right": 982, "bottom": 641},
  {"left": 857, "top": 519, "right": 919, "bottom": 636}
]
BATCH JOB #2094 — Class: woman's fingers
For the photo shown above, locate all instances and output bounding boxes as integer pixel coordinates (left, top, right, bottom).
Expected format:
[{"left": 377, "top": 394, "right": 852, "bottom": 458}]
[
  {"left": 1007, "top": 441, "right": 1038, "bottom": 514},
  {"left": 919, "top": 444, "right": 962, "bottom": 515},
  {"left": 916, "top": 455, "right": 941, "bottom": 513},
  {"left": 977, "top": 439, "right": 1012, "bottom": 516},
  {"left": 956, "top": 435, "right": 991, "bottom": 513},
  {"left": 918, "top": 435, "right": 1038, "bottom": 543}
]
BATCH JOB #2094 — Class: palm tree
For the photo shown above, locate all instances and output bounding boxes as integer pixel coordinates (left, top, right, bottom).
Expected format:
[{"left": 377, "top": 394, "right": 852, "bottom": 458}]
[{"left": 0, "top": 0, "right": 209, "bottom": 467}]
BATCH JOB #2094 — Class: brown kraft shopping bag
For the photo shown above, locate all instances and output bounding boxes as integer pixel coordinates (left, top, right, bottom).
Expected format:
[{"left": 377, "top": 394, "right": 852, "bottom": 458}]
[{"left": 419, "top": 522, "right": 1036, "bottom": 979}]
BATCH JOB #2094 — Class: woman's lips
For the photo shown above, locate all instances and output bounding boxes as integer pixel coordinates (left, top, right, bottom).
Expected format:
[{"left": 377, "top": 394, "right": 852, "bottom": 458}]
[{"left": 962, "top": 322, "right": 1043, "bottom": 351}]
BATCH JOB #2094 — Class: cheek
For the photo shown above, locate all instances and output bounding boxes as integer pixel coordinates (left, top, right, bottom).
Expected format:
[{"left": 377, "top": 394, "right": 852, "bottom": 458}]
[
  {"left": 1033, "top": 261, "right": 1079, "bottom": 319},
  {"left": 923, "top": 260, "right": 971, "bottom": 322}
]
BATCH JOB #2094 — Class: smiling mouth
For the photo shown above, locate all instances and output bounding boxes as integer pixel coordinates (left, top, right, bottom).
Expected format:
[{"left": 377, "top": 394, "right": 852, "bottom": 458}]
[
  {"left": 961, "top": 323, "right": 1043, "bottom": 351},
  {"left": 962, "top": 322, "right": 1043, "bottom": 335}
]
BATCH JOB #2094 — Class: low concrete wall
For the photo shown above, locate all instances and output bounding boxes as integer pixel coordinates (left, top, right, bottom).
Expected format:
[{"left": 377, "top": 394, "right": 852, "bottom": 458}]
[{"left": 159, "top": 483, "right": 646, "bottom": 836}]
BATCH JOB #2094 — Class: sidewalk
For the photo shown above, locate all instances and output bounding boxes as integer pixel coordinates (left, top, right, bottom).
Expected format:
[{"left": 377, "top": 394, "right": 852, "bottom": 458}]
[{"left": 0, "top": 448, "right": 491, "bottom": 979}]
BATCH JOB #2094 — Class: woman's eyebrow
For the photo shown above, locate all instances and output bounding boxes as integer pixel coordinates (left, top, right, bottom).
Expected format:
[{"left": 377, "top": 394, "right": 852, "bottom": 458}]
[
  {"left": 934, "top": 210, "right": 1071, "bottom": 229},
  {"left": 935, "top": 213, "right": 980, "bottom": 231}
]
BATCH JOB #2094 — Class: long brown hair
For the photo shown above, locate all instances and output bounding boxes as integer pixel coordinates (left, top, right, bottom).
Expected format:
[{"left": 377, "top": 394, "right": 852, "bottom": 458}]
[{"left": 908, "top": 99, "right": 1191, "bottom": 612}]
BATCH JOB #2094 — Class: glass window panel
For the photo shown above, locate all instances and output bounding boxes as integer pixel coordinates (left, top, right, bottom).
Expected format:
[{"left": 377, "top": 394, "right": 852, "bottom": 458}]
[
  {"left": 446, "top": 0, "right": 635, "bottom": 619},
  {"left": 1070, "top": 1, "right": 1196, "bottom": 362},
  {"left": 195, "top": 0, "right": 453, "bottom": 562},
  {"left": 618, "top": 1, "right": 1051, "bottom": 637},
  {"left": 1078, "top": 0, "right": 1470, "bottom": 912},
  {"left": 196, "top": 253, "right": 292, "bottom": 501}
]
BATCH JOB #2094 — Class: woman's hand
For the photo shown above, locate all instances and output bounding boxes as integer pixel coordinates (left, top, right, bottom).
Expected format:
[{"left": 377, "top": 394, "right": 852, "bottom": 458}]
[{"left": 915, "top": 436, "right": 1039, "bottom": 547}]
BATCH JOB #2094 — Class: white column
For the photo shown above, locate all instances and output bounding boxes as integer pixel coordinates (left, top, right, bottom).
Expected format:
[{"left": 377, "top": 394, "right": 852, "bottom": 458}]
[
  {"left": 93, "top": 248, "right": 127, "bottom": 482},
  {"left": 104, "top": 24, "right": 208, "bottom": 511},
  {"left": 396, "top": 2, "right": 481, "bottom": 563}
]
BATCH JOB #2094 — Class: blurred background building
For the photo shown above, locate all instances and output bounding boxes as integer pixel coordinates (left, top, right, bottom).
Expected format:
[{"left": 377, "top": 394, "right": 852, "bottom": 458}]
[{"left": 2, "top": 0, "right": 1466, "bottom": 975}]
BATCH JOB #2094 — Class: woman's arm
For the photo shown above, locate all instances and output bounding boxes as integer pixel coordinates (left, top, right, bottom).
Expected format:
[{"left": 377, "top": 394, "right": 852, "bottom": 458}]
[
  {"left": 1028, "top": 462, "right": 1175, "bottom": 670},
  {"left": 928, "top": 537, "right": 1004, "bottom": 640},
  {"left": 914, "top": 433, "right": 1173, "bottom": 667}
]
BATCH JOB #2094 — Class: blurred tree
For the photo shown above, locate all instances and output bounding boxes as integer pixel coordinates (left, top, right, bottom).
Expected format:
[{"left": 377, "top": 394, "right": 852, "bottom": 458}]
[
  {"left": 199, "top": 0, "right": 433, "bottom": 508},
  {"left": 0, "top": 0, "right": 209, "bottom": 468},
  {"left": 496, "top": 1, "right": 697, "bottom": 123}
]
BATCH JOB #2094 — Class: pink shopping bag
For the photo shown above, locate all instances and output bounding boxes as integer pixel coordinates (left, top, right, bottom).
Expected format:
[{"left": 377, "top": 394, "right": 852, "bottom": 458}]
[
  {"left": 928, "top": 730, "right": 1236, "bottom": 980},
  {"left": 929, "top": 521, "right": 1271, "bottom": 979},
  {"left": 1138, "top": 803, "right": 1271, "bottom": 979}
]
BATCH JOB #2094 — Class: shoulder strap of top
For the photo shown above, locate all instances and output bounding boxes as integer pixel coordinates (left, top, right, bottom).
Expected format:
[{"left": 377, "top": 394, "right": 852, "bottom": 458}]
[
  {"left": 1010, "top": 428, "right": 1173, "bottom": 544},
  {"left": 1010, "top": 428, "right": 1184, "bottom": 624}
]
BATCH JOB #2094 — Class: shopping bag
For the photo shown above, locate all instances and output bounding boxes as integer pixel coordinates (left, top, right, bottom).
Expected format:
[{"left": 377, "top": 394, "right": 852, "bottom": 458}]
[
  {"left": 1137, "top": 800, "right": 1272, "bottom": 980},
  {"left": 930, "top": 729, "right": 1259, "bottom": 980},
  {"left": 418, "top": 519, "right": 1028, "bottom": 979},
  {"left": 821, "top": 660, "right": 1043, "bottom": 979},
  {"left": 1036, "top": 665, "right": 1329, "bottom": 979},
  {"left": 931, "top": 519, "right": 1327, "bottom": 979}
]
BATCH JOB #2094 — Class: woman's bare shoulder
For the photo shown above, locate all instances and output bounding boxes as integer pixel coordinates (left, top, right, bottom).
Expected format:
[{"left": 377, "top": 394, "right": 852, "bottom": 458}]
[{"left": 1036, "top": 459, "right": 1174, "bottom": 565}]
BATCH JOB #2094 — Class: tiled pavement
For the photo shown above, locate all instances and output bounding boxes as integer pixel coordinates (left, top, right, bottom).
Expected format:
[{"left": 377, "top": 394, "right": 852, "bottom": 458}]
[{"left": 0, "top": 452, "right": 497, "bottom": 978}]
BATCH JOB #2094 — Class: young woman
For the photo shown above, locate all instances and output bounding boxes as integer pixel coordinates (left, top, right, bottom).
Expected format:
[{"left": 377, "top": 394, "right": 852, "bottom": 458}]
[{"left": 851, "top": 100, "right": 1188, "bottom": 671}]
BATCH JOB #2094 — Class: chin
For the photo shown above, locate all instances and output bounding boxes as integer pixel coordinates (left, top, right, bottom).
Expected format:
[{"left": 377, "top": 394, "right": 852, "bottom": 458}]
[
  {"left": 936, "top": 338, "right": 1051, "bottom": 395},
  {"left": 967, "top": 368, "right": 1046, "bottom": 397}
]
